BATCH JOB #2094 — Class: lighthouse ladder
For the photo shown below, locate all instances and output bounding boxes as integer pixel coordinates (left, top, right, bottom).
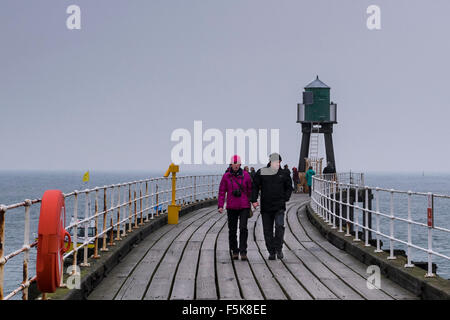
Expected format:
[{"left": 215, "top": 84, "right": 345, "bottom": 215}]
[{"left": 309, "top": 123, "right": 320, "bottom": 158}]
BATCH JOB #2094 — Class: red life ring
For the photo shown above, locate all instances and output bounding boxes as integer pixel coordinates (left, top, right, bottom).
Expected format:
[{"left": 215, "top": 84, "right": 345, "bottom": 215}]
[{"left": 36, "top": 190, "right": 72, "bottom": 293}]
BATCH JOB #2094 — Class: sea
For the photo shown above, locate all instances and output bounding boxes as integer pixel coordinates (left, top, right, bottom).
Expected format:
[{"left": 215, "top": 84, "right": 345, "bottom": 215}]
[{"left": 0, "top": 170, "right": 449, "bottom": 299}]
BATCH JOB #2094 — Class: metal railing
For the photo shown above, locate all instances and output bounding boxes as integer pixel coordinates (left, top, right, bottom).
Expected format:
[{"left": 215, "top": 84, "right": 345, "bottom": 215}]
[
  {"left": 0, "top": 174, "right": 221, "bottom": 300},
  {"left": 311, "top": 172, "right": 450, "bottom": 278}
]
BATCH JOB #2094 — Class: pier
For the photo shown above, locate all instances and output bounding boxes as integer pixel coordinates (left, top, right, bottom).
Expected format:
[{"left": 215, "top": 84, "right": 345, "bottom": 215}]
[
  {"left": 1, "top": 170, "right": 450, "bottom": 300},
  {"left": 87, "top": 193, "right": 417, "bottom": 300}
]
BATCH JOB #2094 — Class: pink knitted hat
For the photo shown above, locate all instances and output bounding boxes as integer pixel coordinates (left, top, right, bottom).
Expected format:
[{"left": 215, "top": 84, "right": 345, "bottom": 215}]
[{"left": 230, "top": 155, "right": 241, "bottom": 164}]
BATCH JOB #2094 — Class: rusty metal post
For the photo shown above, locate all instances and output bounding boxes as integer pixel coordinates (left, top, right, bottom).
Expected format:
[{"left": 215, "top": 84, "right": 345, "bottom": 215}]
[
  {"left": 128, "top": 184, "right": 132, "bottom": 233},
  {"left": 101, "top": 187, "right": 108, "bottom": 252},
  {"left": 93, "top": 188, "right": 100, "bottom": 258},
  {"left": 194, "top": 176, "right": 197, "bottom": 202},
  {"left": 0, "top": 205, "right": 6, "bottom": 300},
  {"left": 139, "top": 184, "right": 144, "bottom": 226},
  {"left": 122, "top": 185, "right": 127, "bottom": 237},
  {"left": 155, "top": 183, "right": 159, "bottom": 217},
  {"left": 80, "top": 191, "right": 90, "bottom": 267},
  {"left": 133, "top": 183, "right": 138, "bottom": 229},
  {"left": 109, "top": 215, "right": 115, "bottom": 246},
  {"left": 22, "top": 200, "right": 31, "bottom": 300},
  {"left": 109, "top": 186, "right": 115, "bottom": 246},
  {"left": 72, "top": 191, "right": 78, "bottom": 273},
  {"left": 115, "top": 185, "right": 122, "bottom": 241},
  {"left": 144, "top": 181, "right": 149, "bottom": 222}
]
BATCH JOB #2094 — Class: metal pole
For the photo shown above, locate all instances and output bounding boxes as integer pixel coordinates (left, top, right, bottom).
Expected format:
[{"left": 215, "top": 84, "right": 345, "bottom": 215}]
[
  {"left": 73, "top": 191, "right": 78, "bottom": 272},
  {"left": 331, "top": 181, "right": 336, "bottom": 229},
  {"left": 139, "top": 183, "right": 144, "bottom": 226},
  {"left": 354, "top": 186, "right": 360, "bottom": 242},
  {"left": 426, "top": 227, "right": 434, "bottom": 277},
  {"left": 22, "top": 200, "right": 31, "bottom": 300},
  {"left": 364, "top": 187, "right": 370, "bottom": 247},
  {"left": 405, "top": 191, "right": 414, "bottom": 267},
  {"left": 101, "top": 187, "right": 108, "bottom": 252},
  {"left": 155, "top": 182, "right": 159, "bottom": 217},
  {"left": 387, "top": 190, "right": 396, "bottom": 260},
  {"left": 375, "top": 188, "right": 382, "bottom": 252},
  {"left": 338, "top": 183, "right": 343, "bottom": 232},
  {"left": 109, "top": 186, "right": 115, "bottom": 246},
  {"left": 345, "top": 185, "right": 350, "bottom": 237},
  {"left": 145, "top": 181, "right": 149, "bottom": 222},
  {"left": 133, "top": 183, "right": 138, "bottom": 229},
  {"left": 93, "top": 188, "right": 100, "bottom": 259},
  {"left": 116, "top": 185, "right": 122, "bottom": 241},
  {"left": 80, "top": 191, "right": 90, "bottom": 267},
  {"left": 128, "top": 184, "right": 132, "bottom": 232},
  {"left": 0, "top": 205, "right": 5, "bottom": 300}
]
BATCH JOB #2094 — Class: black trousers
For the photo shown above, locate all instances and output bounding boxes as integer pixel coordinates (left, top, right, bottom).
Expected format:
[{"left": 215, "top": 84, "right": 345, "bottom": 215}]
[
  {"left": 227, "top": 208, "right": 249, "bottom": 254},
  {"left": 261, "top": 209, "right": 285, "bottom": 255},
  {"left": 308, "top": 186, "right": 312, "bottom": 197}
]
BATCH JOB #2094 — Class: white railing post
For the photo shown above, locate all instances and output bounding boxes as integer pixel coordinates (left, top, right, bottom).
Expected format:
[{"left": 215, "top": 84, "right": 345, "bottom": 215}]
[
  {"left": 144, "top": 181, "right": 149, "bottom": 222},
  {"left": 354, "top": 185, "right": 360, "bottom": 242},
  {"left": 364, "top": 187, "right": 370, "bottom": 247},
  {"left": 425, "top": 193, "right": 435, "bottom": 277},
  {"left": 115, "top": 185, "right": 122, "bottom": 241},
  {"left": 326, "top": 180, "right": 330, "bottom": 223},
  {"left": 404, "top": 191, "right": 414, "bottom": 267},
  {"left": 22, "top": 200, "right": 31, "bottom": 300},
  {"left": 387, "top": 189, "right": 396, "bottom": 260},
  {"left": 374, "top": 188, "right": 383, "bottom": 253},
  {"left": 80, "top": 190, "right": 90, "bottom": 267},
  {"left": 345, "top": 184, "right": 351, "bottom": 237},
  {"left": 338, "top": 182, "right": 343, "bottom": 232},
  {"left": 72, "top": 191, "right": 79, "bottom": 271},
  {"left": 331, "top": 181, "right": 337, "bottom": 229}
]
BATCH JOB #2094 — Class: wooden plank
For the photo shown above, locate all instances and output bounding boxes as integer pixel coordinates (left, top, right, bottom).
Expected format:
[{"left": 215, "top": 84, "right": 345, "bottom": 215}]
[
  {"left": 171, "top": 209, "right": 225, "bottom": 300},
  {"left": 144, "top": 241, "right": 188, "bottom": 300},
  {"left": 170, "top": 241, "right": 202, "bottom": 300},
  {"left": 232, "top": 261, "right": 264, "bottom": 300},
  {"left": 296, "top": 207, "right": 418, "bottom": 300},
  {"left": 196, "top": 249, "right": 218, "bottom": 300},
  {"left": 89, "top": 209, "right": 209, "bottom": 300},
  {"left": 253, "top": 213, "right": 312, "bottom": 300},
  {"left": 216, "top": 226, "right": 241, "bottom": 300},
  {"left": 286, "top": 205, "right": 314, "bottom": 242},
  {"left": 246, "top": 255, "right": 287, "bottom": 300},
  {"left": 294, "top": 206, "right": 394, "bottom": 300},
  {"left": 320, "top": 279, "right": 364, "bottom": 300},
  {"left": 196, "top": 214, "right": 227, "bottom": 299},
  {"left": 115, "top": 208, "right": 216, "bottom": 300},
  {"left": 115, "top": 248, "right": 165, "bottom": 300},
  {"left": 282, "top": 250, "right": 338, "bottom": 300}
]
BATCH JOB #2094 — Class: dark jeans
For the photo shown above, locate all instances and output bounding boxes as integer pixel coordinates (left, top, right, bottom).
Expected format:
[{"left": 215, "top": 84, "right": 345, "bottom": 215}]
[
  {"left": 227, "top": 208, "right": 249, "bottom": 254},
  {"left": 261, "top": 209, "right": 285, "bottom": 254},
  {"left": 308, "top": 186, "right": 312, "bottom": 197}
]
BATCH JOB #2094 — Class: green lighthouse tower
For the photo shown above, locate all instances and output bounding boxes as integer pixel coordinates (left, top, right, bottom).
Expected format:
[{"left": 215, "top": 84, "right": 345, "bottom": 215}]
[{"left": 297, "top": 76, "right": 337, "bottom": 172}]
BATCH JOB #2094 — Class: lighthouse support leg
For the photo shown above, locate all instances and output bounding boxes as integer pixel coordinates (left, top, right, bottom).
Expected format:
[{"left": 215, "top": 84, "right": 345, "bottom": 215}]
[
  {"left": 323, "top": 124, "right": 336, "bottom": 171},
  {"left": 298, "top": 123, "right": 311, "bottom": 172}
]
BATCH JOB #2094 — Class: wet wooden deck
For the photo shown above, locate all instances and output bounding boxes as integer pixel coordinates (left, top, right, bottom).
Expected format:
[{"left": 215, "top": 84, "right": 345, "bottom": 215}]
[{"left": 88, "top": 194, "right": 418, "bottom": 300}]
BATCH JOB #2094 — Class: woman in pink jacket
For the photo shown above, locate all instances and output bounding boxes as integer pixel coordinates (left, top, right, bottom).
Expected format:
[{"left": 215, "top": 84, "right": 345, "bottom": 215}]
[{"left": 218, "top": 155, "right": 252, "bottom": 261}]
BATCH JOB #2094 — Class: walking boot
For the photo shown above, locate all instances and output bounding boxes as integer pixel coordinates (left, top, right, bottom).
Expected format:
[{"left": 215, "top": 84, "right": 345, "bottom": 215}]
[{"left": 276, "top": 250, "right": 284, "bottom": 260}]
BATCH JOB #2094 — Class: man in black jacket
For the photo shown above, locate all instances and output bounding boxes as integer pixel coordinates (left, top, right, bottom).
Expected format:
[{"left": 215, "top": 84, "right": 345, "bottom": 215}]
[{"left": 251, "top": 153, "right": 293, "bottom": 260}]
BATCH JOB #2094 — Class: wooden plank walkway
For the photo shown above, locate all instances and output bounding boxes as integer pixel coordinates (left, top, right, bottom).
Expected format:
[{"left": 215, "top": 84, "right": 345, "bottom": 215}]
[{"left": 88, "top": 194, "right": 419, "bottom": 300}]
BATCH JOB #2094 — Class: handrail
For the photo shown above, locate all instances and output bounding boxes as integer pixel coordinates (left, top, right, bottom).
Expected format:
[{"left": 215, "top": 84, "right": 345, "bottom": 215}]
[
  {"left": 311, "top": 173, "right": 450, "bottom": 278},
  {"left": 0, "top": 173, "right": 221, "bottom": 300}
]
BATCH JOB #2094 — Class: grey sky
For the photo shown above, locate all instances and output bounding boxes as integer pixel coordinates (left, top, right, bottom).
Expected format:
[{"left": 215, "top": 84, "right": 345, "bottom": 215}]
[{"left": 1, "top": 0, "right": 449, "bottom": 173}]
